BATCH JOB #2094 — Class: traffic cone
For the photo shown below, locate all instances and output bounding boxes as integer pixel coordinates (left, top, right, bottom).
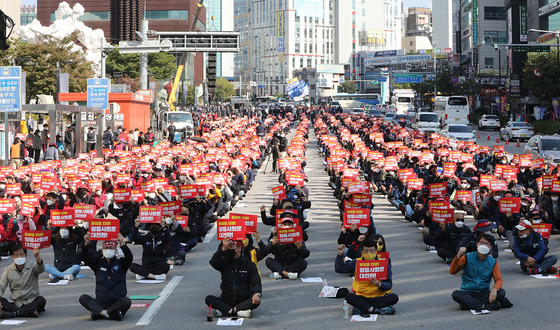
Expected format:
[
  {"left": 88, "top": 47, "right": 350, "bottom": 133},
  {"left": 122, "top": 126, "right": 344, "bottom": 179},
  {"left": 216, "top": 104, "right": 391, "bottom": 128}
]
[
  {"left": 505, "top": 137, "right": 509, "bottom": 145},
  {"left": 477, "top": 131, "right": 480, "bottom": 139},
  {"left": 517, "top": 139, "right": 520, "bottom": 147},
  {"left": 487, "top": 134, "right": 490, "bottom": 141},
  {"left": 496, "top": 136, "right": 500, "bottom": 143}
]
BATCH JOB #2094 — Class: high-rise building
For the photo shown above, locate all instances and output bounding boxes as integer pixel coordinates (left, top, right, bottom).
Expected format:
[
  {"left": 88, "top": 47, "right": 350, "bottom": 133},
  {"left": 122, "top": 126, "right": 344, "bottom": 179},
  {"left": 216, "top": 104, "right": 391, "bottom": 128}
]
[
  {"left": 402, "top": 7, "right": 432, "bottom": 53},
  {"left": 206, "top": 0, "right": 234, "bottom": 79},
  {"left": 234, "top": 0, "right": 402, "bottom": 96},
  {"left": 110, "top": 0, "right": 143, "bottom": 43},
  {"left": 432, "top": 0, "right": 453, "bottom": 50},
  {"left": 1, "top": 0, "right": 21, "bottom": 34},
  {"left": 20, "top": 4, "right": 37, "bottom": 26}
]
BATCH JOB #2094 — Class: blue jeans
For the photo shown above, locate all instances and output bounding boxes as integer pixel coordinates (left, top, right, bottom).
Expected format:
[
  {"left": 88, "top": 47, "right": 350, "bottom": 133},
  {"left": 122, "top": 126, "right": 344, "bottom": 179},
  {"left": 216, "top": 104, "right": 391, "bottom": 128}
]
[
  {"left": 45, "top": 264, "right": 80, "bottom": 279},
  {"left": 520, "top": 255, "right": 558, "bottom": 272}
]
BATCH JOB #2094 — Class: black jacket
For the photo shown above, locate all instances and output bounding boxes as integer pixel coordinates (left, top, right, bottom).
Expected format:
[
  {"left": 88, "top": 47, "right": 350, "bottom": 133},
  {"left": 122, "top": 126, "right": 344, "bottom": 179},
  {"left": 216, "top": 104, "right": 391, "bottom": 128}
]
[
  {"left": 132, "top": 227, "right": 170, "bottom": 265},
  {"left": 109, "top": 203, "right": 140, "bottom": 237},
  {"left": 51, "top": 230, "right": 84, "bottom": 270},
  {"left": 83, "top": 244, "right": 132, "bottom": 304},
  {"left": 268, "top": 241, "right": 310, "bottom": 265},
  {"left": 209, "top": 248, "right": 262, "bottom": 304}
]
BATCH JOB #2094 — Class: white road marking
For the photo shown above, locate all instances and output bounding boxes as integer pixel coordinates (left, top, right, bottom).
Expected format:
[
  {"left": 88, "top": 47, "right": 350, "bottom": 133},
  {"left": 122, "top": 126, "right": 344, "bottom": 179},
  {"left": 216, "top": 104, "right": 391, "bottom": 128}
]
[
  {"left": 202, "top": 225, "right": 217, "bottom": 243},
  {"left": 136, "top": 276, "right": 183, "bottom": 325}
]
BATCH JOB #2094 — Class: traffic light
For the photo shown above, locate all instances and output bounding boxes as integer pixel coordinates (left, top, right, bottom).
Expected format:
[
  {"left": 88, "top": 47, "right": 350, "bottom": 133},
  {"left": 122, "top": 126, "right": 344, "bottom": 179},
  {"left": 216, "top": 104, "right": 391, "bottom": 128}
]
[{"left": 206, "top": 52, "right": 217, "bottom": 99}]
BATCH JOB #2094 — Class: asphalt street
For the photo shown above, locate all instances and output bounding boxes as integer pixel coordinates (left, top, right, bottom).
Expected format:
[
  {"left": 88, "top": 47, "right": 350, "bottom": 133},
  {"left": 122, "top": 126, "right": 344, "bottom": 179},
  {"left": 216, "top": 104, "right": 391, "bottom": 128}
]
[{"left": 1, "top": 124, "right": 558, "bottom": 329}]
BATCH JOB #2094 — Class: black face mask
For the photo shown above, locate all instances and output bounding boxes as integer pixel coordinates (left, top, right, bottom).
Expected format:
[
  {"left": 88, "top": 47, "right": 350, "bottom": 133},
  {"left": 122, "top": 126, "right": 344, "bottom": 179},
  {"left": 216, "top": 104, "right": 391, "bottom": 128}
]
[
  {"left": 224, "top": 249, "right": 236, "bottom": 259},
  {"left": 149, "top": 226, "right": 160, "bottom": 235}
]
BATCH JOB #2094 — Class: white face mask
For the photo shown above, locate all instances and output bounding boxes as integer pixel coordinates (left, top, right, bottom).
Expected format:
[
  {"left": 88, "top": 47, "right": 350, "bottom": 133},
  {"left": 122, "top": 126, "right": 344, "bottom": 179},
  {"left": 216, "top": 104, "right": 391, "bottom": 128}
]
[
  {"left": 180, "top": 175, "right": 187, "bottom": 181},
  {"left": 149, "top": 193, "right": 156, "bottom": 199},
  {"left": 501, "top": 160, "right": 507, "bottom": 164},
  {"left": 455, "top": 221, "right": 464, "bottom": 228},
  {"left": 519, "top": 233, "right": 528, "bottom": 239},
  {"left": 552, "top": 196, "right": 559, "bottom": 201},
  {"left": 103, "top": 249, "right": 116, "bottom": 259},
  {"left": 14, "top": 257, "right": 26, "bottom": 265},
  {"left": 477, "top": 244, "right": 491, "bottom": 255},
  {"left": 0, "top": 184, "right": 5, "bottom": 190},
  {"left": 493, "top": 196, "right": 501, "bottom": 201},
  {"left": 165, "top": 218, "right": 173, "bottom": 225},
  {"left": 106, "top": 193, "right": 113, "bottom": 200},
  {"left": 359, "top": 227, "right": 368, "bottom": 234},
  {"left": 59, "top": 229, "right": 69, "bottom": 238},
  {"left": 143, "top": 174, "right": 149, "bottom": 178},
  {"left": 16, "top": 214, "right": 24, "bottom": 221},
  {"left": 460, "top": 184, "right": 468, "bottom": 189},
  {"left": 532, "top": 219, "right": 541, "bottom": 224},
  {"left": 14, "top": 197, "right": 20, "bottom": 202},
  {"left": 46, "top": 199, "right": 54, "bottom": 206}
]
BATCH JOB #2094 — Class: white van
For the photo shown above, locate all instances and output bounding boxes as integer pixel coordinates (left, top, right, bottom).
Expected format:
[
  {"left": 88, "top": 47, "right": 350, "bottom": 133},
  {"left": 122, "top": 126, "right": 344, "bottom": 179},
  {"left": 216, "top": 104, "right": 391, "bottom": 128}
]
[
  {"left": 414, "top": 112, "right": 440, "bottom": 133},
  {"left": 432, "top": 96, "right": 470, "bottom": 126}
]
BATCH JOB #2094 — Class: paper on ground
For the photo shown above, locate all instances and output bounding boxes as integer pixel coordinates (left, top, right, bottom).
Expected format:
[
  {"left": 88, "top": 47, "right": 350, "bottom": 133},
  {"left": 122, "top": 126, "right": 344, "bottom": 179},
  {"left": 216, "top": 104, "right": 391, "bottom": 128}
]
[
  {"left": 0, "top": 320, "right": 27, "bottom": 325},
  {"left": 319, "top": 286, "right": 340, "bottom": 298},
  {"left": 530, "top": 274, "right": 559, "bottom": 279},
  {"left": 516, "top": 261, "right": 521, "bottom": 265},
  {"left": 131, "top": 303, "right": 149, "bottom": 308},
  {"left": 47, "top": 280, "right": 69, "bottom": 286},
  {"left": 504, "top": 249, "right": 513, "bottom": 252},
  {"left": 301, "top": 277, "right": 323, "bottom": 282},
  {"left": 470, "top": 310, "right": 491, "bottom": 315},
  {"left": 429, "top": 250, "right": 438, "bottom": 253},
  {"left": 129, "top": 295, "right": 160, "bottom": 300},
  {"left": 216, "top": 318, "right": 244, "bottom": 326},
  {"left": 234, "top": 203, "right": 248, "bottom": 208},
  {"left": 135, "top": 280, "right": 164, "bottom": 284},
  {"left": 351, "top": 314, "right": 377, "bottom": 321},
  {"left": 76, "top": 274, "right": 86, "bottom": 279}
]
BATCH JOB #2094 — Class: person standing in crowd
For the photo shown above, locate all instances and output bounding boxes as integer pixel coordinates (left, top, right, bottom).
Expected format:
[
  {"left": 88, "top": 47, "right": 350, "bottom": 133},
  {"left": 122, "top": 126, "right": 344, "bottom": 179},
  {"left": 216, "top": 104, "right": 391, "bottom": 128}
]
[
  {"left": 64, "top": 126, "right": 74, "bottom": 158},
  {"left": 9, "top": 138, "right": 24, "bottom": 169},
  {"left": 168, "top": 122, "right": 176, "bottom": 143},
  {"left": 513, "top": 219, "right": 558, "bottom": 275},
  {"left": 0, "top": 246, "right": 47, "bottom": 319},
  {"left": 103, "top": 126, "right": 114, "bottom": 149},
  {"left": 86, "top": 127, "right": 96, "bottom": 152},
  {"left": 79, "top": 233, "right": 132, "bottom": 321},
  {"left": 278, "top": 132, "right": 288, "bottom": 159},
  {"left": 205, "top": 238, "right": 262, "bottom": 318},
  {"left": 450, "top": 234, "right": 513, "bottom": 312},
  {"left": 32, "top": 130, "right": 43, "bottom": 163}
]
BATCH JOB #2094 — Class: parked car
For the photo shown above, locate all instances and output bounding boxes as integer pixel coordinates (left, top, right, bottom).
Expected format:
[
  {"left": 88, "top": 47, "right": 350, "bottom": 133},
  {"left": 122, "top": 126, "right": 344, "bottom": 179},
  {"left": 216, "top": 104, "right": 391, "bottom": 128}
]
[
  {"left": 478, "top": 114, "right": 500, "bottom": 130},
  {"left": 414, "top": 112, "right": 440, "bottom": 133},
  {"left": 351, "top": 108, "right": 365, "bottom": 115},
  {"left": 440, "top": 124, "right": 476, "bottom": 142},
  {"left": 392, "top": 114, "right": 412, "bottom": 127},
  {"left": 525, "top": 135, "right": 560, "bottom": 164},
  {"left": 384, "top": 112, "right": 396, "bottom": 122},
  {"left": 499, "top": 121, "right": 534, "bottom": 141},
  {"left": 367, "top": 109, "right": 384, "bottom": 118}
]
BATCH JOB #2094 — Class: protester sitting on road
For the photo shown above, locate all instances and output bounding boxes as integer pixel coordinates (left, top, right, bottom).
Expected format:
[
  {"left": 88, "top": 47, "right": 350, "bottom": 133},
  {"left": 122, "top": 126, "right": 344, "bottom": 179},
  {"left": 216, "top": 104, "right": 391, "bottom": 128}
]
[
  {"left": 0, "top": 245, "right": 46, "bottom": 319},
  {"left": 334, "top": 239, "right": 397, "bottom": 316},
  {"left": 205, "top": 238, "right": 262, "bottom": 319},
  {"left": 457, "top": 219, "right": 499, "bottom": 259},
  {"left": 163, "top": 216, "right": 187, "bottom": 266},
  {"left": 512, "top": 219, "right": 558, "bottom": 275},
  {"left": 450, "top": 234, "right": 513, "bottom": 312},
  {"left": 79, "top": 234, "right": 132, "bottom": 321},
  {"left": 437, "top": 211, "right": 472, "bottom": 263},
  {"left": 240, "top": 232, "right": 269, "bottom": 275},
  {"left": 45, "top": 225, "right": 84, "bottom": 282},
  {"left": 266, "top": 217, "right": 309, "bottom": 280},
  {"left": 130, "top": 220, "right": 170, "bottom": 281}
]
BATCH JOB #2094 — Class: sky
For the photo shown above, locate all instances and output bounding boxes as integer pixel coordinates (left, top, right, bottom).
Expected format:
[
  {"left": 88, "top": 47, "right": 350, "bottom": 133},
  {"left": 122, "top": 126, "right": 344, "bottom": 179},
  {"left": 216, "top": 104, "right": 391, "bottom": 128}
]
[{"left": 21, "top": 0, "right": 36, "bottom": 5}]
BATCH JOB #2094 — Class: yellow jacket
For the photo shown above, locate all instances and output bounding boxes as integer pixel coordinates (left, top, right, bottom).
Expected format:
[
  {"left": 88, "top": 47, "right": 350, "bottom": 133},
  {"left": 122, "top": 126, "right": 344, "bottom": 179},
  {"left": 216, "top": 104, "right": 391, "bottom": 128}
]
[{"left": 351, "top": 256, "right": 392, "bottom": 298}]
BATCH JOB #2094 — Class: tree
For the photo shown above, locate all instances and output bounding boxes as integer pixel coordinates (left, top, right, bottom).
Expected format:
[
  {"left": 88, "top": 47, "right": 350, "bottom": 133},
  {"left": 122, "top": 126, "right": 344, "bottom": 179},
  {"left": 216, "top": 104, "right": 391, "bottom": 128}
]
[
  {"left": 523, "top": 51, "right": 560, "bottom": 107},
  {"left": 105, "top": 49, "right": 176, "bottom": 89},
  {"left": 0, "top": 35, "right": 94, "bottom": 103},
  {"left": 215, "top": 77, "right": 235, "bottom": 101},
  {"left": 339, "top": 81, "right": 356, "bottom": 94}
]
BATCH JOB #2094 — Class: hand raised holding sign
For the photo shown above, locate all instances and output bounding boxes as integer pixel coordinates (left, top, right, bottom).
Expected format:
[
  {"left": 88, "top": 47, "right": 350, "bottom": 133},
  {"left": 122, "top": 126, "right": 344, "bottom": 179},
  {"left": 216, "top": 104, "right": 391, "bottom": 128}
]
[
  {"left": 222, "top": 237, "right": 231, "bottom": 251},
  {"left": 369, "top": 277, "right": 382, "bottom": 288},
  {"left": 33, "top": 247, "right": 42, "bottom": 264}
]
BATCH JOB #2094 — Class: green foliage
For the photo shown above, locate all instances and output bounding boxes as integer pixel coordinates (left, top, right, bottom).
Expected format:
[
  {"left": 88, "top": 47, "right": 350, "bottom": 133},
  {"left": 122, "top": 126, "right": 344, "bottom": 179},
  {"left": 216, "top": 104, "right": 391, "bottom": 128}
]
[
  {"left": 105, "top": 49, "right": 176, "bottom": 81},
  {"left": 185, "top": 85, "right": 194, "bottom": 106},
  {"left": 523, "top": 51, "right": 560, "bottom": 107},
  {"left": 215, "top": 77, "right": 235, "bottom": 101},
  {"left": 0, "top": 36, "right": 94, "bottom": 103},
  {"left": 532, "top": 120, "right": 560, "bottom": 135},
  {"left": 339, "top": 81, "right": 357, "bottom": 94}
]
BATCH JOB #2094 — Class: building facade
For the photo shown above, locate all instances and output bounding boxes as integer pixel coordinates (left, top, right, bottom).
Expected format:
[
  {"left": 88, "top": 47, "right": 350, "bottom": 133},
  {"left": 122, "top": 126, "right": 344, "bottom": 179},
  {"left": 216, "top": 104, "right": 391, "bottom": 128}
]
[
  {"left": 1, "top": 0, "right": 21, "bottom": 34},
  {"left": 206, "top": 0, "right": 234, "bottom": 79},
  {"left": 403, "top": 7, "right": 433, "bottom": 53},
  {"left": 432, "top": 0, "right": 454, "bottom": 50},
  {"left": 20, "top": 4, "right": 37, "bottom": 26}
]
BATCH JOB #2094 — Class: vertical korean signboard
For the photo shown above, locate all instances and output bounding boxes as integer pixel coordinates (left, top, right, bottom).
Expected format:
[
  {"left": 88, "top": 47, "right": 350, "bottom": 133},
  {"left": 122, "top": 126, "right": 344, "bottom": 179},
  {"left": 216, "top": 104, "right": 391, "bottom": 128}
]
[
  {"left": 0, "top": 66, "right": 21, "bottom": 162},
  {"left": 278, "top": 11, "right": 284, "bottom": 62},
  {"left": 520, "top": 5, "right": 528, "bottom": 42},
  {"left": 472, "top": 0, "right": 478, "bottom": 46}
]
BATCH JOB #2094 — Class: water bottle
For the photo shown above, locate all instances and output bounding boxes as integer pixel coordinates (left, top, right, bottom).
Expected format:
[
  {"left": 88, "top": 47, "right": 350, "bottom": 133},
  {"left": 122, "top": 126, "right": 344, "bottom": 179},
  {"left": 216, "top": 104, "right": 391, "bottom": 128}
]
[
  {"left": 342, "top": 300, "right": 349, "bottom": 318},
  {"left": 323, "top": 278, "right": 328, "bottom": 287}
]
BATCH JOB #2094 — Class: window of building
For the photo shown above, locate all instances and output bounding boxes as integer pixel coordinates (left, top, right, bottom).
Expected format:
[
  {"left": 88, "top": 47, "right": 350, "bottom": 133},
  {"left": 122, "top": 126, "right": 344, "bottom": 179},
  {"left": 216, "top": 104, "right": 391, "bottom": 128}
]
[
  {"left": 484, "top": 7, "right": 506, "bottom": 20},
  {"left": 484, "top": 57, "right": 494, "bottom": 67},
  {"left": 410, "top": 41, "right": 414, "bottom": 46},
  {"left": 362, "top": 9, "right": 366, "bottom": 16}
]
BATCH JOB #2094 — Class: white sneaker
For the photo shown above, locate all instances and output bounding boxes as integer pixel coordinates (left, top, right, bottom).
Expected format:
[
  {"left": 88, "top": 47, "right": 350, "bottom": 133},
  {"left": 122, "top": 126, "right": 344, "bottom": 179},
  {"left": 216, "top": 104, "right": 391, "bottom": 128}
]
[
  {"left": 287, "top": 272, "right": 298, "bottom": 280},
  {"left": 273, "top": 272, "right": 282, "bottom": 280},
  {"left": 236, "top": 310, "right": 251, "bottom": 318},
  {"left": 215, "top": 310, "right": 223, "bottom": 317},
  {"left": 154, "top": 274, "right": 167, "bottom": 281},
  {"left": 135, "top": 274, "right": 146, "bottom": 280},
  {"left": 63, "top": 274, "right": 74, "bottom": 281}
]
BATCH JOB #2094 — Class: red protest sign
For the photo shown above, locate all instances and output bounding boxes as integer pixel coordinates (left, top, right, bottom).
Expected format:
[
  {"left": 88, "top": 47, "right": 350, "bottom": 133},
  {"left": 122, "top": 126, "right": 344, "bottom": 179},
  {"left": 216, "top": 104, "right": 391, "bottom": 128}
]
[
  {"left": 22, "top": 230, "right": 51, "bottom": 249},
  {"left": 479, "top": 174, "right": 494, "bottom": 187},
  {"left": 5, "top": 183, "right": 21, "bottom": 196},
  {"left": 179, "top": 184, "right": 199, "bottom": 199},
  {"left": 230, "top": 213, "right": 258, "bottom": 234},
  {"left": 285, "top": 172, "right": 305, "bottom": 186},
  {"left": 429, "top": 182, "right": 447, "bottom": 198},
  {"left": 277, "top": 227, "right": 303, "bottom": 244},
  {"left": 130, "top": 189, "right": 145, "bottom": 203},
  {"left": 489, "top": 180, "right": 507, "bottom": 192},
  {"left": 351, "top": 193, "right": 372, "bottom": 206},
  {"left": 153, "top": 178, "right": 168, "bottom": 190},
  {"left": 519, "top": 154, "right": 532, "bottom": 168},
  {"left": 456, "top": 190, "right": 472, "bottom": 202},
  {"left": 113, "top": 188, "right": 131, "bottom": 202},
  {"left": 355, "top": 259, "right": 389, "bottom": 281},
  {"left": 40, "top": 176, "right": 57, "bottom": 191},
  {"left": 343, "top": 208, "right": 371, "bottom": 228},
  {"left": 272, "top": 185, "right": 287, "bottom": 200},
  {"left": 431, "top": 208, "right": 455, "bottom": 224},
  {"left": 21, "top": 194, "right": 40, "bottom": 207},
  {"left": 139, "top": 206, "right": 163, "bottom": 223},
  {"left": 552, "top": 180, "right": 560, "bottom": 193},
  {"left": 498, "top": 198, "right": 520, "bottom": 213},
  {"left": 442, "top": 162, "right": 456, "bottom": 178},
  {"left": 51, "top": 209, "right": 75, "bottom": 227},
  {"left": 0, "top": 199, "right": 15, "bottom": 214},
  {"left": 160, "top": 200, "right": 181, "bottom": 216},
  {"left": 217, "top": 218, "right": 246, "bottom": 241},
  {"left": 348, "top": 181, "right": 368, "bottom": 194},
  {"left": 20, "top": 202, "right": 35, "bottom": 217},
  {"left": 175, "top": 215, "right": 188, "bottom": 227},
  {"left": 74, "top": 204, "right": 96, "bottom": 220},
  {"left": 533, "top": 158, "right": 545, "bottom": 169},
  {"left": 89, "top": 218, "right": 120, "bottom": 241},
  {"left": 275, "top": 209, "right": 299, "bottom": 227},
  {"left": 533, "top": 223, "right": 552, "bottom": 239},
  {"left": 542, "top": 175, "right": 555, "bottom": 188},
  {"left": 141, "top": 180, "right": 156, "bottom": 192},
  {"left": 407, "top": 178, "right": 424, "bottom": 190}
]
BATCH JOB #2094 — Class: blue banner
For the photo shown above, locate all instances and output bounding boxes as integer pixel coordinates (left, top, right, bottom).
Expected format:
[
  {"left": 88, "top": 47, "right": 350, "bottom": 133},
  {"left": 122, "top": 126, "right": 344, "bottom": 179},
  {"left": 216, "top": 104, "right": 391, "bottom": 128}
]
[{"left": 287, "top": 79, "right": 308, "bottom": 98}]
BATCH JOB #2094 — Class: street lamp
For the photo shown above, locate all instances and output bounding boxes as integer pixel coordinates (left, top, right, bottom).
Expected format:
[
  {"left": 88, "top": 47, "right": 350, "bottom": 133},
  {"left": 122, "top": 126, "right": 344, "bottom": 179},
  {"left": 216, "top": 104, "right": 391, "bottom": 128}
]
[{"left": 529, "top": 28, "right": 559, "bottom": 66}]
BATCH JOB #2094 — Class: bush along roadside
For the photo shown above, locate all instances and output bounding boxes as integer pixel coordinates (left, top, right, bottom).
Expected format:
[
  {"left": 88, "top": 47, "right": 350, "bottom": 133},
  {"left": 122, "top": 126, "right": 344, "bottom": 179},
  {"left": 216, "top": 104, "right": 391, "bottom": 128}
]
[{"left": 532, "top": 120, "right": 560, "bottom": 135}]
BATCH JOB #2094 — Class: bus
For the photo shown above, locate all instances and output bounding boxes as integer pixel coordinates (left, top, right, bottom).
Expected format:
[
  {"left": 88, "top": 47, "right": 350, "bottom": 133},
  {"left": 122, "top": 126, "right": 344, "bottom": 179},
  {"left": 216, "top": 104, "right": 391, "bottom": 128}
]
[
  {"left": 432, "top": 96, "right": 470, "bottom": 126},
  {"left": 327, "top": 93, "right": 381, "bottom": 109},
  {"left": 391, "top": 89, "right": 415, "bottom": 114}
]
